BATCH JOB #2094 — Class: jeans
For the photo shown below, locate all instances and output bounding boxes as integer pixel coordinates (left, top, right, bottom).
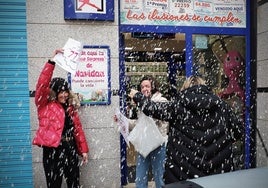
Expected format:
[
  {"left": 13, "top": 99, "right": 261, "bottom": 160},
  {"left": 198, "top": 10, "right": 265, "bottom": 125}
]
[{"left": 135, "top": 144, "right": 166, "bottom": 188}]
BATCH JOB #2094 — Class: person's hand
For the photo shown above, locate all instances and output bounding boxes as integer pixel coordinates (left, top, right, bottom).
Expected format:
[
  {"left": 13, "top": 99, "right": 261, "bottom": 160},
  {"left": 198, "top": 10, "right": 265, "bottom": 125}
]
[
  {"left": 129, "top": 89, "right": 139, "bottom": 99},
  {"left": 81, "top": 153, "right": 88, "bottom": 166},
  {"left": 52, "top": 49, "right": 64, "bottom": 58}
]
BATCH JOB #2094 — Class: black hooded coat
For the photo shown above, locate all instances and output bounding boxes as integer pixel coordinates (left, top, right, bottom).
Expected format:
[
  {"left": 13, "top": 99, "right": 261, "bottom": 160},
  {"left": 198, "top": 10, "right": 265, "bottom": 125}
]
[{"left": 133, "top": 85, "right": 243, "bottom": 184}]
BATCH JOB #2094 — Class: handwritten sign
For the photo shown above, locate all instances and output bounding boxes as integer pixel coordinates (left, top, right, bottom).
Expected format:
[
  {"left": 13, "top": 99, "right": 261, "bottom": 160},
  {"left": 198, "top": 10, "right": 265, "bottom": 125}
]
[
  {"left": 70, "top": 46, "right": 111, "bottom": 105},
  {"left": 53, "top": 38, "right": 83, "bottom": 74},
  {"left": 115, "top": 109, "right": 130, "bottom": 146},
  {"left": 120, "top": 0, "right": 246, "bottom": 28}
]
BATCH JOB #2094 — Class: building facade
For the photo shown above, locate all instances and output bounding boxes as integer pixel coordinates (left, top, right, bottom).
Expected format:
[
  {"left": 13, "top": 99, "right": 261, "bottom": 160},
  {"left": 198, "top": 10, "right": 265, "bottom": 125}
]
[
  {"left": 256, "top": 0, "right": 268, "bottom": 167},
  {"left": 0, "top": 1, "right": 267, "bottom": 188}
]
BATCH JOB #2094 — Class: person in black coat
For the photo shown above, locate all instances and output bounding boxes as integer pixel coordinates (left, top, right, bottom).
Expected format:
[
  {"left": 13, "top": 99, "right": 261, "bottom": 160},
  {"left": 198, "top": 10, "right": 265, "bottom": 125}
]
[{"left": 130, "top": 76, "right": 243, "bottom": 185}]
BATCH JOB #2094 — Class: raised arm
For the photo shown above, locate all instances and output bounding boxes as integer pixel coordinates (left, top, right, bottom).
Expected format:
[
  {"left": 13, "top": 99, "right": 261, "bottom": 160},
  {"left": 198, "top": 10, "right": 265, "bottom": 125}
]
[
  {"left": 35, "top": 49, "right": 64, "bottom": 110},
  {"left": 35, "top": 60, "right": 55, "bottom": 109},
  {"left": 133, "top": 92, "right": 184, "bottom": 122}
]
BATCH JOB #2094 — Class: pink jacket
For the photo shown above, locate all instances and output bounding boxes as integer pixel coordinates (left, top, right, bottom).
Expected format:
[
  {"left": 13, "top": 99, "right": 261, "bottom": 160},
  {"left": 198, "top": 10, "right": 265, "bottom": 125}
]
[{"left": 32, "top": 62, "right": 89, "bottom": 155}]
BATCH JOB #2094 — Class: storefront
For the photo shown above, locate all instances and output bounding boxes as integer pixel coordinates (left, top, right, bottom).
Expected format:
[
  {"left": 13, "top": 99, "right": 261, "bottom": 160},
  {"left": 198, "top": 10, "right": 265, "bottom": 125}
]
[{"left": 118, "top": 0, "right": 256, "bottom": 185}]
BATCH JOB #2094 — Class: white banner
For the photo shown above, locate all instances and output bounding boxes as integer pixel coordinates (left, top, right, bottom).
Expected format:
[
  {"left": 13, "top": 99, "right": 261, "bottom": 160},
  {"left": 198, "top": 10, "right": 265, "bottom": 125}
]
[{"left": 120, "top": 0, "right": 246, "bottom": 28}]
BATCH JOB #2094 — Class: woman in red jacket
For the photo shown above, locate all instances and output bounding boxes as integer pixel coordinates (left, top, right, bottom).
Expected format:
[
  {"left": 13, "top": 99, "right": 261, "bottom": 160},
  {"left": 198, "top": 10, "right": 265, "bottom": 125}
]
[{"left": 32, "top": 49, "right": 89, "bottom": 188}]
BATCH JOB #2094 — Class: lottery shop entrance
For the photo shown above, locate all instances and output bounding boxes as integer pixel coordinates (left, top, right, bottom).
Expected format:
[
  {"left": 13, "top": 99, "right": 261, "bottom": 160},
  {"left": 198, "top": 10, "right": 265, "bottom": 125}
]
[{"left": 118, "top": 1, "right": 255, "bottom": 186}]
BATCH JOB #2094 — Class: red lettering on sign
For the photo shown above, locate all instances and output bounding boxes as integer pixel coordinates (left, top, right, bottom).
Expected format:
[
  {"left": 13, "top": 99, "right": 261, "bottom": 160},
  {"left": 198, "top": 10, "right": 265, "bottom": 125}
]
[{"left": 126, "top": 10, "right": 146, "bottom": 20}]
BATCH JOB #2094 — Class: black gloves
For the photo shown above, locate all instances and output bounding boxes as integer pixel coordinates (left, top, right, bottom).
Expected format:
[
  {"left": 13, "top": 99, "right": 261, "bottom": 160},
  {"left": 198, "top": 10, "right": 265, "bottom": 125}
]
[
  {"left": 48, "top": 59, "right": 55, "bottom": 65},
  {"left": 133, "top": 92, "right": 147, "bottom": 108}
]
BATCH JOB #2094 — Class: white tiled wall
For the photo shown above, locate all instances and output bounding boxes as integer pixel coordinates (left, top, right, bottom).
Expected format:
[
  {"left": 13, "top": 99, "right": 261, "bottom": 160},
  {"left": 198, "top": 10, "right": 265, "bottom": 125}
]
[{"left": 27, "top": 0, "right": 121, "bottom": 187}]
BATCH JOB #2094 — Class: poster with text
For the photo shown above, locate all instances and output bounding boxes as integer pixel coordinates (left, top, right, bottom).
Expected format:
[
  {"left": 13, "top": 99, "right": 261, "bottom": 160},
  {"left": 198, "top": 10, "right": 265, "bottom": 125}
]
[
  {"left": 70, "top": 46, "right": 111, "bottom": 105},
  {"left": 120, "top": 0, "right": 246, "bottom": 28},
  {"left": 115, "top": 109, "right": 130, "bottom": 146}
]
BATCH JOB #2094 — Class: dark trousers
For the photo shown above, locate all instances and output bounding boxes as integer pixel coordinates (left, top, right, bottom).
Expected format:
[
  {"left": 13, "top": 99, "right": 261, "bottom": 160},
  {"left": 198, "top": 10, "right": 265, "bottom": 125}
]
[{"left": 43, "top": 140, "right": 80, "bottom": 188}]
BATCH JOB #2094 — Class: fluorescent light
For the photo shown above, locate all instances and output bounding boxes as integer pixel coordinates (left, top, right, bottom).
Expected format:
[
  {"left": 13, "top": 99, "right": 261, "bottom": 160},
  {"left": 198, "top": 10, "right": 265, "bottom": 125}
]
[
  {"left": 154, "top": 47, "right": 162, "bottom": 51},
  {"left": 125, "top": 47, "right": 133, "bottom": 51}
]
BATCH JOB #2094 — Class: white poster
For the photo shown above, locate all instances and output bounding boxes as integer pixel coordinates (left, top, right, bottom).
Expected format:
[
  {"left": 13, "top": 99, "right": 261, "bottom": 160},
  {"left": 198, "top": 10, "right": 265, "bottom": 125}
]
[
  {"left": 115, "top": 109, "right": 130, "bottom": 146},
  {"left": 53, "top": 38, "right": 83, "bottom": 74}
]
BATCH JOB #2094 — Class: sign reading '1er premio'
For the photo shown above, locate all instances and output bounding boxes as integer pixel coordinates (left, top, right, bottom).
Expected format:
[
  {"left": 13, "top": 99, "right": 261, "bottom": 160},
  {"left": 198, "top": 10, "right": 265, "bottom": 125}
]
[{"left": 70, "top": 46, "right": 111, "bottom": 105}]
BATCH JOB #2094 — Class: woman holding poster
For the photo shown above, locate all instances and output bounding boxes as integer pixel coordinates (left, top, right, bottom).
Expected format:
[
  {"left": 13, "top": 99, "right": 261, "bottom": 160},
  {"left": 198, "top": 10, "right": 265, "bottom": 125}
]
[{"left": 32, "top": 49, "right": 89, "bottom": 188}]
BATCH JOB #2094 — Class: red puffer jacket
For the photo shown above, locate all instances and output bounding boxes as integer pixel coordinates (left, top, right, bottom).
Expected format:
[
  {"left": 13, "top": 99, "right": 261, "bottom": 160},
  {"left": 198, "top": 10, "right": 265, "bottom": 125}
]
[{"left": 32, "top": 61, "right": 89, "bottom": 155}]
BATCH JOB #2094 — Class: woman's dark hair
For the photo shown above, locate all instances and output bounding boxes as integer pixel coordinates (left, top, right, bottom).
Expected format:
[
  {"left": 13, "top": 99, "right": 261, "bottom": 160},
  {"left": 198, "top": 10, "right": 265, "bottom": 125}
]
[{"left": 137, "top": 75, "right": 159, "bottom": 95}]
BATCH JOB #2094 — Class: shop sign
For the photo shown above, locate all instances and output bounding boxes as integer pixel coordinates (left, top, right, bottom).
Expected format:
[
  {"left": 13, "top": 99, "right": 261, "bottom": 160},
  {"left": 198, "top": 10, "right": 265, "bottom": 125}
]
[
  {"left": 69, "top": 46, "right": 111, "bottom": 105},
  {"left": 64, "top": 0, "right": 114, "bottom": 21},
  {"left": 120, "top": 0, "right": 246, "bottom": 28}
]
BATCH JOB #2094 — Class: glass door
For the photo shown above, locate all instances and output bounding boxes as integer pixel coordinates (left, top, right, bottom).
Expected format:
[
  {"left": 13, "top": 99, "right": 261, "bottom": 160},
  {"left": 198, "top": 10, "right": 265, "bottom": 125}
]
[
  {"left": 119, "top": 32, "right": 249, "bottom": 185},
  {"left": 122, "top": 32, "right": 186, "bottom": 182},
  {"left": 192, "top": 34, "right": 246, "bottom": 170}
]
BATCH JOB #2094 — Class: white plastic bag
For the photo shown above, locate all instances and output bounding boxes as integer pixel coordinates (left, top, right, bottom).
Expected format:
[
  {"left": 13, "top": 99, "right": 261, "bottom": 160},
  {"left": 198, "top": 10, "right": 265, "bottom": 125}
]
[{"left": 128, "top": 112, "right": 166, "bottom": 158}]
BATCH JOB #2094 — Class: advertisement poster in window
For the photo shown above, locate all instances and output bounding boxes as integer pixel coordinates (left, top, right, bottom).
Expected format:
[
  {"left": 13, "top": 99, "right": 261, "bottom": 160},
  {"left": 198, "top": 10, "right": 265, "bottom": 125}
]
[
  {"left": 120, "top": 0, "right": 246, "bottom": 28},
  {"left": 64, "top": 0, "right": 114, "bottom": 21},
  {"left": 70, "top": 46, "right": 111, "bottom": 105}
]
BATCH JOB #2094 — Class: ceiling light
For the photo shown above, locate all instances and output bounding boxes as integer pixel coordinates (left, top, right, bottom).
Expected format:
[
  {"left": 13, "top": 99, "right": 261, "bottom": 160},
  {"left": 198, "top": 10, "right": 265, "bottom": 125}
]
[
  {"left": 154, "top": 47, "right": 162, "bottom": 51},
  {"left": 125, "top": 47, "right": 133, "bottom": 51}
]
